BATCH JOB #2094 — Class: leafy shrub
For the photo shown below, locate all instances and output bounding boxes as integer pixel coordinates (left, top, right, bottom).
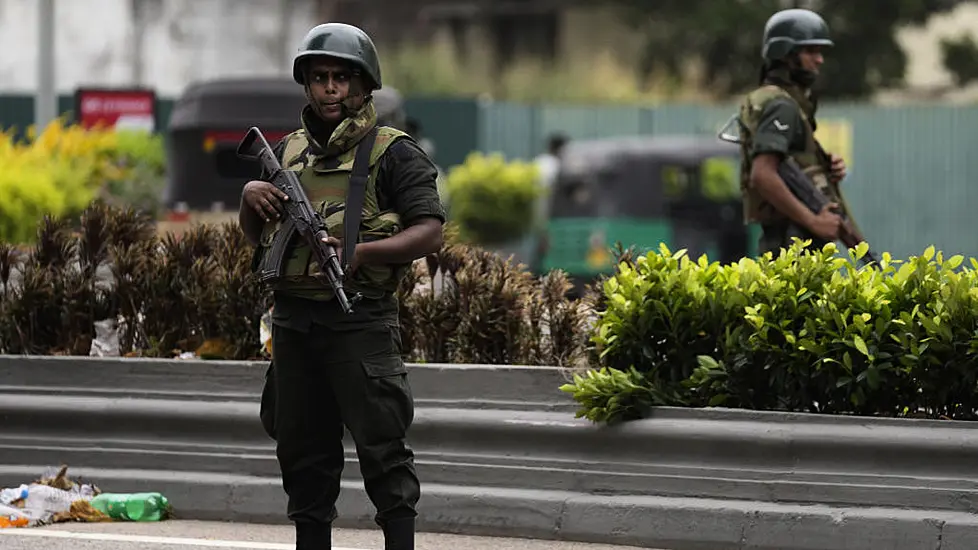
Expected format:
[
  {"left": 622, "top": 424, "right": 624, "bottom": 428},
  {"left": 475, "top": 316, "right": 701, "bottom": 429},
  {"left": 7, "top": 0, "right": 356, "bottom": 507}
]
[
  {"left": 100, "top": 130, "right": 167, "bottom": 217},
  {"left": 0, "top": 125, "right": 103, "bottom": 244},
  {"left": 0, "top": 205, "right": 593, "bottom": 364},
  {"left": 443, "top": 152, "right": 543, "bottom": 246},
  {"left": 0, "top": 120, "right": 167, "bottom": 244},
  {"left": 561, "top": 240, "right": 978, "bottom": 423}
]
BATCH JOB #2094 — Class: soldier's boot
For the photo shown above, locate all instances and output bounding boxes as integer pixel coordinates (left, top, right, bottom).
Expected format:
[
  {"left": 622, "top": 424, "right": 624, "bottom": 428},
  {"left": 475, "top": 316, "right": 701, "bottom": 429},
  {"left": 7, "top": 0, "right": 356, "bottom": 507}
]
[
  {"left": 382, "top": 517, "right": 415, "bottom": 550},
  {"left": 295, "top": 522, "right": 331, "bottom": 549}
]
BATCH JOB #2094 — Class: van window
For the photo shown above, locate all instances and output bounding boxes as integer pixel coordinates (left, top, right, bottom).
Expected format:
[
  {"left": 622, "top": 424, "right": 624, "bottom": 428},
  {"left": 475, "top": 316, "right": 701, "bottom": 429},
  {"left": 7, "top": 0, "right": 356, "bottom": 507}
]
[
  {"left": 662, "top": 164, "right": 697, "bottom": 200},
  {"left": 661, "top": 156, "right": 740, "bottom": 203},
  {"left": 215, "top": 145, "right": 260, "bottom": 180},
  {"left": 551, "top": 162, "right": 664, "bottom": 219},
  {"left": 700, "top": 156, "right": 740, "bottom": 202}
]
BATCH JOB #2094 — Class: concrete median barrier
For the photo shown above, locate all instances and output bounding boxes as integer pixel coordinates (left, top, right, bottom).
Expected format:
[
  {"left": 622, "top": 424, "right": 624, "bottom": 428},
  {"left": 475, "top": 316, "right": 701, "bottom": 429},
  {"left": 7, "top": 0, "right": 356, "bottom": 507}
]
[{"left": 1, "top": 355, "right": 977, "bottom": 550}]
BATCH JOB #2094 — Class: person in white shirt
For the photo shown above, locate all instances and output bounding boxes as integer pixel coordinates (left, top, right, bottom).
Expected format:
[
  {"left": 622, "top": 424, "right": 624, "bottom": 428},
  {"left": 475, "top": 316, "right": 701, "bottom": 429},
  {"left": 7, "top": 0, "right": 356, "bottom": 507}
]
[{"left": 530, "top": 133, "right": 568, "bottom": 271}]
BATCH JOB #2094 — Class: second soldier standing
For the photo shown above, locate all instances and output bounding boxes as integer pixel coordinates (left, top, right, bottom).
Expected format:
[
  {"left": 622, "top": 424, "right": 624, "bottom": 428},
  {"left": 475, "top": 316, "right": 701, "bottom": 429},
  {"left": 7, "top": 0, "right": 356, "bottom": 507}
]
[{"left": 737, "top": 8, "right": 849, "bottom": 258}]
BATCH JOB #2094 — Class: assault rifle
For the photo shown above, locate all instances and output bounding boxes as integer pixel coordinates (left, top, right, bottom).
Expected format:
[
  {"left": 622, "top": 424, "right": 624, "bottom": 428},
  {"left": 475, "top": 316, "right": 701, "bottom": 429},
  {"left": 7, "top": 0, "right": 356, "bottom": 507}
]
[
  {"left": 237, "top": 126, "right": 362, "bottom": 313},
  {"left": 717, "top": 114, "right": 879, "bottom": 266}
]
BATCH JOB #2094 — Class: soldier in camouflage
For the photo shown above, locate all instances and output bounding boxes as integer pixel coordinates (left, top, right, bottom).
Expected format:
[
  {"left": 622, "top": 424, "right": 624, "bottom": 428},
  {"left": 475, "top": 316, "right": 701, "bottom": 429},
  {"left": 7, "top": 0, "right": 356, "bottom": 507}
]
[
  {"left": 238, "top": 22, "right": 445, "bottom": 550},
  {"left": 737, "top": 8, "right": 848, "bottom": 257}
]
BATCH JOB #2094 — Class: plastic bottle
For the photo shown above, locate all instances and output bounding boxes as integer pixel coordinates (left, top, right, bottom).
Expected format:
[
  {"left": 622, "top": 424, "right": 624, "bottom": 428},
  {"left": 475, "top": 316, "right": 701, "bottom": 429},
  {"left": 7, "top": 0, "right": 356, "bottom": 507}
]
[
  {"left": 0, "top": 485, "right": 28, "bottom": 505},
  {"left": 89, "top": 492, "right": 170, "bottom": 522},
  {"left": 0, "top": 503, "right": 32, "bottom": 528},
  {"left": 0, "top": 515, "right": 30, "bottom": 528}
]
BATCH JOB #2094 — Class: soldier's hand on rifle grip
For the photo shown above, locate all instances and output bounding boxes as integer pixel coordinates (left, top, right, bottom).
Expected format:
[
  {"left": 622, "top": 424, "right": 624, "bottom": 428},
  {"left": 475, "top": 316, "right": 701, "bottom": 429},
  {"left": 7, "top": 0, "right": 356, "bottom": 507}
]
[
  {"left": 808, "top": 202, "right": 843, "bottom": 242},
  {"left": 322, "top": 236, "right": 362, "bottom": 274},
  {"left": 829, "top": 154, "right": 847, "bottom": 184},
  {"left": 243, "top": 180, "right": 289, "bottom": 222}
]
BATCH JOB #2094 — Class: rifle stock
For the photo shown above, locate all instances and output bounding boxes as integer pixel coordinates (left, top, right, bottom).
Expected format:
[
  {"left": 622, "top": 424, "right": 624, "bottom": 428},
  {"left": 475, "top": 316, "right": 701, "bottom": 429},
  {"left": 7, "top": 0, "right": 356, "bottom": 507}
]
[{"left": 237, "top": 126, "right": 362, "bottom": 313}]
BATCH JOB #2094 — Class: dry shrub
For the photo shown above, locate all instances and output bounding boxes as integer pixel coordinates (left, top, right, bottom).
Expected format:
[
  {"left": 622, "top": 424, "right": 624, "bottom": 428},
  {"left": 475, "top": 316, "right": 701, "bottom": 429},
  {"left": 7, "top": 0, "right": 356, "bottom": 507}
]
[
  {"left": 396, "top": 226, "right": 596, "bottom": 368},
  {"left": 1, "top": 209, "right": 113, "bottom": 355},
  {"left": 0, "top": 201, "right": 269, "bottom": 359},
  {"left": 108, "top": 218, "right": 269, "bottom": 359},
  {"left": 1, "top": 206, "right": 592, "bottom": 366}
]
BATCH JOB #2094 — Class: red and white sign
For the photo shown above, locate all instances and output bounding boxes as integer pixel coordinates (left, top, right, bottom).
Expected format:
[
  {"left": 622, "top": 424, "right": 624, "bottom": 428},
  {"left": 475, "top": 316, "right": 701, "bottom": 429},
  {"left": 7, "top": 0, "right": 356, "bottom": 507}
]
[{"left": 75, "top": 88, "right": 157, "bottom": 132}]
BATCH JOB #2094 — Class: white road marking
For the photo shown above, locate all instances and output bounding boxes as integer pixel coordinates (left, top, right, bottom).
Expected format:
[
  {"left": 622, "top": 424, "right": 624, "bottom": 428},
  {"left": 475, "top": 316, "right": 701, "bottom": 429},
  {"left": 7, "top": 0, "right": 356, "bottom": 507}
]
[{"left": 0, "top": 528, "right": 366, "bottom": 549}]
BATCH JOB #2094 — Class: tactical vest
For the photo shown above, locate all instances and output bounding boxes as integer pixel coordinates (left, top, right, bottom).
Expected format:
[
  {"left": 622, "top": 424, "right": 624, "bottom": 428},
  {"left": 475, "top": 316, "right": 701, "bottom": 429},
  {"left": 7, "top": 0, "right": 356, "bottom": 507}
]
[
  {"left": 253, "top": 126, "right": 412, "bottom": 301},
  {"left": 738, "top": 85, "right": 838, "bottom": 224}
]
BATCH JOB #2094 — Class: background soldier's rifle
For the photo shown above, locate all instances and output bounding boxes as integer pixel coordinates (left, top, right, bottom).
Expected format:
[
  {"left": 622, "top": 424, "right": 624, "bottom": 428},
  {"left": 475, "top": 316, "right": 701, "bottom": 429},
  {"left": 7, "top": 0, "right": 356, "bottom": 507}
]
[{"left": 717, "top": 114, "right": 879, "bottom": 266}]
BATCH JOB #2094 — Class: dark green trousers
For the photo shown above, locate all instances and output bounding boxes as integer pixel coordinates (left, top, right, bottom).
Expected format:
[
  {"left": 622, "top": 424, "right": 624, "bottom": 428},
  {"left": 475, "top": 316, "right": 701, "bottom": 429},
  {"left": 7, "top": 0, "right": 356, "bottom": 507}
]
[
  {"left": 261, "top": 304, "right": 420, "bottom": 531},
  {"left": 758, "top": 221, "right": 831, "bottom": 258}
]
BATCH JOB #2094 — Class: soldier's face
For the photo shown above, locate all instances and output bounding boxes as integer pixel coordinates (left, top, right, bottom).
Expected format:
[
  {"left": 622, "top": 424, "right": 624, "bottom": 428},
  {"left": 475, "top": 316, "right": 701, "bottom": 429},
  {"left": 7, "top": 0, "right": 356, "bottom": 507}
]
[
  {"left": 304, "top": 58, "right": 366, "bottom": 123},
  {"left": 796, "top": 46, "right": 824, "bottom": 75}
]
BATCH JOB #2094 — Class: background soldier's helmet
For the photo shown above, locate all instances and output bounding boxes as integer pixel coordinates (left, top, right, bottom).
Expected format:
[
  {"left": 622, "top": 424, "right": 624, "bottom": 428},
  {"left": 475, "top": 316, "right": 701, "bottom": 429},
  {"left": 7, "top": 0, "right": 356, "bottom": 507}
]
[
  {"left": 761, "top": 8, "right": 833, "bottom": 61},
  {"left": 293, "top": 22, "right": 383, "bottom": 90}
]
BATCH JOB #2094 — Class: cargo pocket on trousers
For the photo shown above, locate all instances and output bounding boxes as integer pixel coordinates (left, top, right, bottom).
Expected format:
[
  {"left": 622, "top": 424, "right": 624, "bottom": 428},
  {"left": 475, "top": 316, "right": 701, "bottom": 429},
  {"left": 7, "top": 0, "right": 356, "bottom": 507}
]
[{"left": 360, "top": 355, "right": 414, "bottom": 438}]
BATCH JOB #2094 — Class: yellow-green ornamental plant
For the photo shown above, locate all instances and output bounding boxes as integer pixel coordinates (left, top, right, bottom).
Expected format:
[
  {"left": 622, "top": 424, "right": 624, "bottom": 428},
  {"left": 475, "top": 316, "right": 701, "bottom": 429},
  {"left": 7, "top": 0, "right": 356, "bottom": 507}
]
[
  {"left": 563, "top": 240, "right": 978, "bottom": 424},
  {"left": 0, "top": 119, "right": 167, "bottom": 244},
  {"left": 443, "top": 152, "right": 543, "bottom": 246}
]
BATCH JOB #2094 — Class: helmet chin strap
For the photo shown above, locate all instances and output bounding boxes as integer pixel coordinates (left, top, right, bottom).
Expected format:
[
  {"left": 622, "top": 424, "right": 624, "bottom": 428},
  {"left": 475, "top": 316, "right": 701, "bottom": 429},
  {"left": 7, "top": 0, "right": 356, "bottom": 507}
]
[
  {"left": 787, "top": 52, "right": 818, "bottom": 88},
  {"left": 338, "top": 90, "right": 372, "bottom": 118},
  {"left": 304, "top": 75, "right": 372, "bottom": 120}
]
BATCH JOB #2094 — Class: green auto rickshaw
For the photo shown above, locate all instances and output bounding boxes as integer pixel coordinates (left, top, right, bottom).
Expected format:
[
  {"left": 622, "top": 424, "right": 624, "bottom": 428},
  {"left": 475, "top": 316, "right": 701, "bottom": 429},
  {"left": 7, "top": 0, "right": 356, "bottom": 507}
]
[{"left": 537, "top": 135, "right": 761, "bottom": 293}]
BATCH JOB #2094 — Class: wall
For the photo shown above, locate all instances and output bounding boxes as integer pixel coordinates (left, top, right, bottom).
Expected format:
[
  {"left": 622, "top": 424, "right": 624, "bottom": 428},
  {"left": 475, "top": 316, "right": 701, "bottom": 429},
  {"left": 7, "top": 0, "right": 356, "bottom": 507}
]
[{"left": 0, "top": 0, "right": 316, "bottom": 97}]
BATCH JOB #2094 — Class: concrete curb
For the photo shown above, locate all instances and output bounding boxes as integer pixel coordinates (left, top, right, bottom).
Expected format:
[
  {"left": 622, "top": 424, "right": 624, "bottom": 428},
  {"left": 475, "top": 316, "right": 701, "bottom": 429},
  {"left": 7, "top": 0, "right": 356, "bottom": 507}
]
[
  {"left": 3, "top": 355, "right": 978, "bottom": 549},
  {"left": 1, "top": 465, "right": 977, "bottom": 550},
  {"left": 0, "top": 354, "right": 577, "bottom": 412}
]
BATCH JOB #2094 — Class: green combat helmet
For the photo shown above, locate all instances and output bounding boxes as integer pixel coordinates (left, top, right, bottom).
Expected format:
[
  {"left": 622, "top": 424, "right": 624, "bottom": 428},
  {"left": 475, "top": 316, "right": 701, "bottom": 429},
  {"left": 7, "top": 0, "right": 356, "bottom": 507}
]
[
  {"left": 292, "top": 22, "right": 382, "bottom": 91},
  {"left": 761, "top": 8, "right": 833, "bottom": 61}
]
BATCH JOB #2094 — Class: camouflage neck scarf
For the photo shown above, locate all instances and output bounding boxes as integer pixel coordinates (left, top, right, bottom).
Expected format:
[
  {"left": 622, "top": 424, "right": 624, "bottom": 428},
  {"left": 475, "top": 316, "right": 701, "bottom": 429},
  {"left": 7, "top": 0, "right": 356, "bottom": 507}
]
[
  {"left": 763, "top": 65, "right": 818, "bottom": 131},
  {"left": 300, "top": 97, "right": 378, "bottom": 158}
]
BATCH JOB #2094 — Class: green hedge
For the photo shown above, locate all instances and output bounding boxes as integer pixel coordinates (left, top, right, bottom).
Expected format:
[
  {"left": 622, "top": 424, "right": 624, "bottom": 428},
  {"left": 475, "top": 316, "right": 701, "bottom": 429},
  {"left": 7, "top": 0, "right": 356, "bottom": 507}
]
[
  {"left": 442, "top": 152, "right": 543, "bottom": 246},
  {"left": 562, "top": 240, "right": 978, "bottom": 423}
]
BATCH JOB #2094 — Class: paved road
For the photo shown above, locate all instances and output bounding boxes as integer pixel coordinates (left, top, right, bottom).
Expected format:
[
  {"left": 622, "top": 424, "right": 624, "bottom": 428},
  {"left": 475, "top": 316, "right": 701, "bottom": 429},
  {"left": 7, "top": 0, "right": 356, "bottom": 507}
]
[{"left": 0, "top": 520, "right": 657, "bottom": 550}]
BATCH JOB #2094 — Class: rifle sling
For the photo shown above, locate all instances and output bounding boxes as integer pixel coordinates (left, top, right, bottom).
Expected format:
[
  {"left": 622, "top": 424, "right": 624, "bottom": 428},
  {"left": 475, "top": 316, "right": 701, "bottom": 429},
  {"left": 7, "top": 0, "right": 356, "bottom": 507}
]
[{"left": 343, "top": 126, "right": 378, "bottom": 274}]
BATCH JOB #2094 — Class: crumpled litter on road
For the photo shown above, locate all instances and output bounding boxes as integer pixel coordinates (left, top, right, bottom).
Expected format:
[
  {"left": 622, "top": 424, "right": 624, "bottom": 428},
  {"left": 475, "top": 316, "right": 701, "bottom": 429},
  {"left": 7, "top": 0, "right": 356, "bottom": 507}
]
[
  {"left": 88, "top": 307, "right": 276, "bottom": 360},
  {"left": 0, "top": 465, "right": 170, "bottom": 529},
  {"left": 260, "top": 306, "right": 273, "bottom": 355}
]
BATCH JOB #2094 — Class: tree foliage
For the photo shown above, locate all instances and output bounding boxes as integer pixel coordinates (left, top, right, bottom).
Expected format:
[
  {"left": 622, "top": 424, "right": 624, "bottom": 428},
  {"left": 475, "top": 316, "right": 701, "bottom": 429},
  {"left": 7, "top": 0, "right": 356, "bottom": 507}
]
[
  {"left": 613, "top": 0, "right": 966, "bottom": 99},
  {"left": 940, "top": 32, "right": 978, "bottom": 87}
]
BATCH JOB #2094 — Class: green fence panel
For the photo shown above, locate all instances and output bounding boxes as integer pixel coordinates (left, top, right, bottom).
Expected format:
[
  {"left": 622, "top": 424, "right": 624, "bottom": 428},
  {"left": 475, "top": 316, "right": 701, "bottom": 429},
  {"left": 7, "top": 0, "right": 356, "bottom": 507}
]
[
  {"left": 5, "top": 91, "right": 978, "bottom": 259},
  {"left": 536, "top": 104, "right": 645, "bottom": 145},
  {"left": 477, "top": 100, "right": 538, "bottom": 160},
  {"left": 644, "top": 103, "right": 738, "bottom": 137},
  {"left": 403, "top": 96, "right": 479, "bottom": 170},
  {"left": 818, "top": 104, "right": 978, "bottom": 259}
]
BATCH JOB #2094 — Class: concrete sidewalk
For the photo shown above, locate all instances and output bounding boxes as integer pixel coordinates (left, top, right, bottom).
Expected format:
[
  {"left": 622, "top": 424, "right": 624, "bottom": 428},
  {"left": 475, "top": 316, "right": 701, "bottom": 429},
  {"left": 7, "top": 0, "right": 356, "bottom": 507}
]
[{"left": 0, "top": 520, "right": 658, "bottom": 550}]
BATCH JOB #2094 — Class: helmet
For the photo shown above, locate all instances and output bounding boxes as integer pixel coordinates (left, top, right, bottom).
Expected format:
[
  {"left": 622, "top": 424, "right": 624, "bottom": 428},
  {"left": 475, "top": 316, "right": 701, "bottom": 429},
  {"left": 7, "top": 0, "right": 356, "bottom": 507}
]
[
  {"left": 761, "top": 9, "right": 833, "bottom": 61},
  {"left": 292, "top": 23, "right": 382, "bottom": 90}
]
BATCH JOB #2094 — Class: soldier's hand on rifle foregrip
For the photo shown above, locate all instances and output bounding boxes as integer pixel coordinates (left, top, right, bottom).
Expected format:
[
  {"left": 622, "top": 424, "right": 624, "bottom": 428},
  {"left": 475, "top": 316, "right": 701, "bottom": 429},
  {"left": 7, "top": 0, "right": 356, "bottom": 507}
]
[
  {"left": 322, "top": 236, "right": 362, "bottom": 274},
  {"left": 243, "top": 180, "right": 290, "bottom": 222},
  {"left": 808, "top": 203, "right": 843, "bottom": 241}
]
